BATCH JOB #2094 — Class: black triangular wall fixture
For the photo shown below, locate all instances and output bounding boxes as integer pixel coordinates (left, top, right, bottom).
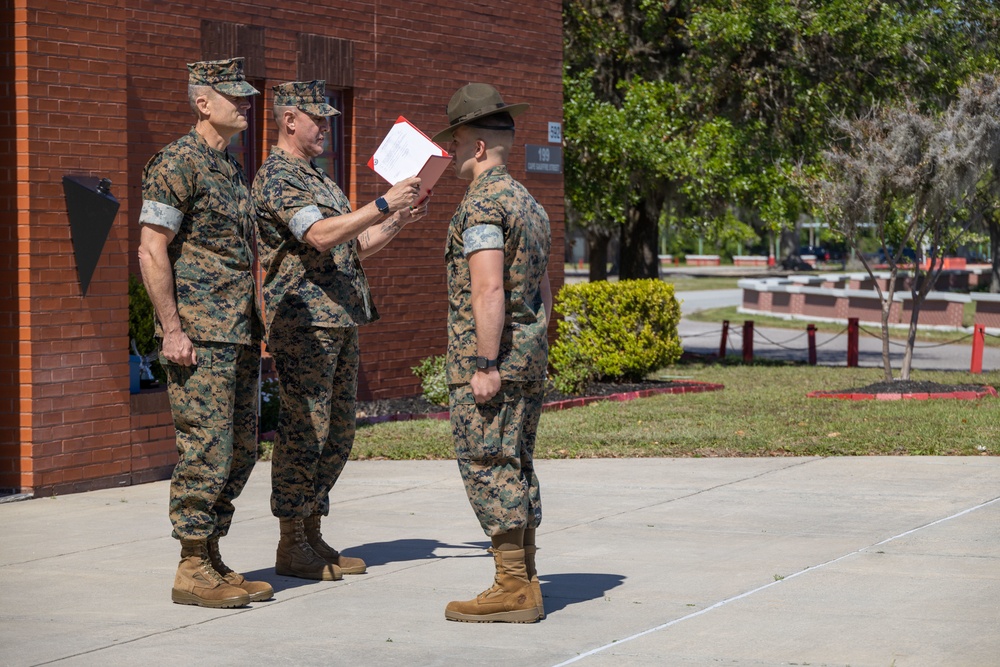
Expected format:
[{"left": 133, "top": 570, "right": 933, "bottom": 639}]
[{"left": 62, "top": 175, "right": 120, "bottom": 297}]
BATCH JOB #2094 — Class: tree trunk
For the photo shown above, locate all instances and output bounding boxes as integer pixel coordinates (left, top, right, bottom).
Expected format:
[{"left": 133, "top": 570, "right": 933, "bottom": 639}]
[
  {"left": 619, "top": 199, "right": 661, "bottom": 280},
  {"left": 586, "top": 231, "right": 610, "bottom": 282},
  {"left": 879, "top": 286, "right": 895, "bottom": 382},
  {"left": 779, "top": 228, "right": 798, "bottom": 262},
  {"left": 990, "top": 215, "right": 1000, "bottom": 293},
  {"left": 899, "top": 256, "right": 945, "bottom": 381},
  {"left": 854, "top": 239, "right": 894, "bottom": 382},
  {"left": 880, "top": 264, "right": 899, "bottom": 382}
]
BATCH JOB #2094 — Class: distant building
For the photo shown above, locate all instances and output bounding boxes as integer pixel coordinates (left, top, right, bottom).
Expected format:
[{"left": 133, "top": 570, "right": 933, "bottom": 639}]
[{"left": 0, "top": 1, "right": 565, "bottom": 497}]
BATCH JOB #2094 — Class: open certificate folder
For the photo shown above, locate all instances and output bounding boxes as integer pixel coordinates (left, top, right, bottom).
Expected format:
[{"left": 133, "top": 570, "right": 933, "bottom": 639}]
[{"left": 368, "top": 116, "right": 451, "bottom": 204}]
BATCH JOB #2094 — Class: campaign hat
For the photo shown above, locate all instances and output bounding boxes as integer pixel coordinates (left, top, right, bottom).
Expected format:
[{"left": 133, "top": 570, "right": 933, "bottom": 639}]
[{"left": 431, "top": 83, "right": 529, "bottom": 143}]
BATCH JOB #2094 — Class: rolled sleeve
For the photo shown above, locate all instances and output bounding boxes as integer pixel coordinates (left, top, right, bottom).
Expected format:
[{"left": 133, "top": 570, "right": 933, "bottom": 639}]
[
  {"left": 139, "top": 199, "right": 184, "bottom": 233},
  {"left": 289, "top": 204, "right": 325, "bottom": 242},
  {"left": 463, "top": 223, "right": 503, "bottom": 256}
]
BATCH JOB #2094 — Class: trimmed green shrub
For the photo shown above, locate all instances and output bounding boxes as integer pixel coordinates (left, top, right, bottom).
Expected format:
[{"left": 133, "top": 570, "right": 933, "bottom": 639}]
[
  {"left": 550, "top": 279, "right": 682, "bottom": 394},
  {"left": 412, "top": 354, "right": 448, "bottom": 406},
  {"left": 128, "top": 274, "right": 156, "bottom": 355},
  {"left": 128, "top": 274, "right": 165, "bottom": 382}
]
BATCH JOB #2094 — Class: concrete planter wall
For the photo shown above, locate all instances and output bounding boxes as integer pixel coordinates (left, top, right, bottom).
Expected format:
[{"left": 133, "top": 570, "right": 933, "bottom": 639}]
[
  {"left": 738, "top": 276, "right": 973, "bottom": 330},
  {"left": 686, "top": 254, "right": 721, "bottom": 266},
  {"left": 733, "top": 255, "right": 768, "bottom": 267}
]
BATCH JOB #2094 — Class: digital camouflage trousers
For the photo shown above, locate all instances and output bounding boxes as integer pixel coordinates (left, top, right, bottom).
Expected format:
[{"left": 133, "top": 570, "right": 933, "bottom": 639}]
[
  {"left": 269, "top": 324, "right": 358, "bottom": 519},
  {"left": 163, "top": 342, "right": 260, "bottom": 540},
  {"left": 449, "top": 380, "right": 544, "bottom": 537}
]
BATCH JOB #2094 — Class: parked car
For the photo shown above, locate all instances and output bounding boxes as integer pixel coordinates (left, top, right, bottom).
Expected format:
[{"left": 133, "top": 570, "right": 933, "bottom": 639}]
[
  {"left": 781, "top": 255, "right": 815, "bottom": 271},
  {"left": 798, "top": 245, "right": 829, "bottom": 261},
  {"left": 954, "top": 246, "right": 989, "bottom": 263}
]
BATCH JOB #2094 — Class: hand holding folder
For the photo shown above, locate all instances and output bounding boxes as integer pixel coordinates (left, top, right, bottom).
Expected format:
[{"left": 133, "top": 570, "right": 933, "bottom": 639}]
[{"left": 368, "top": 117, "right": 451, "bottom": 204}]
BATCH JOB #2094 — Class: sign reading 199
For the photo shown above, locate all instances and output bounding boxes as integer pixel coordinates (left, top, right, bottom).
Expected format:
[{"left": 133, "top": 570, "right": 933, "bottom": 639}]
[{"left": 524, "top": 144, "right": 562, "bottom": 174}]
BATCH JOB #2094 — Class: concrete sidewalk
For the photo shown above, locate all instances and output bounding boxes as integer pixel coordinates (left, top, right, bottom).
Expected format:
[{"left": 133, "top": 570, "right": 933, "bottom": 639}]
[{"left": 2, "top": 457, "right": 998, "bottom": 666}]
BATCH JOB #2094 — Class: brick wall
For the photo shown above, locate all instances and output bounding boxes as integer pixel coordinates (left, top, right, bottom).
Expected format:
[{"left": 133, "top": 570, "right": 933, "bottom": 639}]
[
  {"left": 7, "top": 0, "right": 564, "bottom": 496},
  {"left": 124, "top": 0, "right": 565, "bottom": 401},
  {"left": 4, "top": 0, "right": 132, "bottom": 496},
  {"left": 129, "top": 390, "right": 175, "bottom": 484},
  {"left": 0, "top": 0, "right": 18, "bottom": 492}
]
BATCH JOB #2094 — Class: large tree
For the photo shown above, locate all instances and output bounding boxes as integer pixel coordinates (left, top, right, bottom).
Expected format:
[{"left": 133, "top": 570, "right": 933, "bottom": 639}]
[
  {"left": 563, "top": 0, "right": 690, "bottom": 280},
  {"left": 563, "top": 0, "right": 1000, "bottom": 279}
]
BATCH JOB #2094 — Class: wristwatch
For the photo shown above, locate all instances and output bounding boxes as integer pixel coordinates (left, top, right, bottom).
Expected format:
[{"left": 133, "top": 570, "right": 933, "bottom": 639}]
[
  {"left": 476, "top": 356, "right": 498, "bottom": 371},
  {"left": 375, "top": 196, "right": 390, "bottom": 215}
]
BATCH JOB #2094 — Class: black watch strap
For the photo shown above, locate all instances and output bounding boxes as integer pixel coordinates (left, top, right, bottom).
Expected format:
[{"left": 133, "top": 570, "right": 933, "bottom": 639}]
[
  {"left": 476, "top": 356, "right": 497, "bottom": 371},
  {"left": 375, "top": 196, "right": 390, "bottom": 214}
]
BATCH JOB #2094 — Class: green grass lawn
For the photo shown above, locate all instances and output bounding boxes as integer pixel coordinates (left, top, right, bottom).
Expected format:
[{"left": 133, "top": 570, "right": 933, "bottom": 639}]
[{"left": 351, "top": 364, "right": 1000, "bottom": 461}]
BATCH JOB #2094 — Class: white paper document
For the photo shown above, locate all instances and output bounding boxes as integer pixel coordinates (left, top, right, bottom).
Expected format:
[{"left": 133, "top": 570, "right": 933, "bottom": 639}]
[{"left": 369, "top": 117, "right": 451, "bottom": 203}]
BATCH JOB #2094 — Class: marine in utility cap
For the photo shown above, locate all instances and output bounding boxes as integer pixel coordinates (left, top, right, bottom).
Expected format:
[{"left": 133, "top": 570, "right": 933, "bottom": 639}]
[
  {"left": 140, "top": 55, "right": 271, "bottom": 611},
  {"left": 187, "top": 57, "right": 260, "bottom": 97},
  {"left": 272, "top": 80, "right": 340, "bottom": 116},
  {"left": 252, "top": 77, "right": 423, "bottom": 585}
]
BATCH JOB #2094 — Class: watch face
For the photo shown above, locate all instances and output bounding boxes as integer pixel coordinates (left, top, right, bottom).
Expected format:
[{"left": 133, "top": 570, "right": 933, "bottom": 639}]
[{"left": 476, "top": 357, "right": 487, "bottom": 369}]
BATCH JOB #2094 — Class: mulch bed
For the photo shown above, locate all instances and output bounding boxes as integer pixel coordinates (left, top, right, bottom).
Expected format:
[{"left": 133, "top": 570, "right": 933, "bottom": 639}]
[
  {"left": 808, "top": 380, "right": 998, "bottom": 401},
  {"left": 355, "top": 379, "right": 724, "bottom": 425}
]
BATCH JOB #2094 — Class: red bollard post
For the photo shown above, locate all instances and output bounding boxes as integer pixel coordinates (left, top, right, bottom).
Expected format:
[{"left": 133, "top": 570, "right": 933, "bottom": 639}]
[
  {"left": 743, "top": 320, "right": 754, "bottom": 363},
  {"left": 807, "top": 324, "right": 817, "bottom": 365},
  {"left": 971, "top": 323, "right": 986, "bottom": 374},
  {"left": 847, "top": 317, "right": 859, "bottom": 368},
  {"left": 719, "top": 320, "right": 730, "bottom": 358}
]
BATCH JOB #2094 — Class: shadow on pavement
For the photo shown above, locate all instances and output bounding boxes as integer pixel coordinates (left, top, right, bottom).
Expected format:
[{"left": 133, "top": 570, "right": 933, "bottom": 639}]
[{"left": 539, "top": 572, "right": 626, "bottom": 616}]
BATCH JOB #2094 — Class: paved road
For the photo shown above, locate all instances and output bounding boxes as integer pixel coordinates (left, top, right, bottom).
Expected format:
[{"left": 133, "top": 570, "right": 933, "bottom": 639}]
[{"left": 675, "top": 289, "right": 1000, "bottom": 372}]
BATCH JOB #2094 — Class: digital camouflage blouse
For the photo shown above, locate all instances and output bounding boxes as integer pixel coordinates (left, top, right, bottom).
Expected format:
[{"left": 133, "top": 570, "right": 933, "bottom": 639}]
[
  {"left": 445, "top": 165, "right": 550, "bottom": 385},
  {"left": 139, "top": 128, "right": 260, "bottom": 344},
  {"left": 252, "top": 147, "right": 378, "bottom": 335}
]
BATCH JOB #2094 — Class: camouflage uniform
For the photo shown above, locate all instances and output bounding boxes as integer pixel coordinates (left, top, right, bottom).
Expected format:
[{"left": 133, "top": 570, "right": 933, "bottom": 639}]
[
  {"left": 140, "top": 126, "right": 262, "bottom": 541},
  {"left": 446, "top": 164, "right": 551, "bottom": 536},
  {"left": 253, "top": 145, "right": 378, "bottom": 520}
]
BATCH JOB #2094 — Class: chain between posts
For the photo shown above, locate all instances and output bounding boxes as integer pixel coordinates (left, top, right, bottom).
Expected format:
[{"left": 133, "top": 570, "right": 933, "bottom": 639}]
[{"left": 699, "top": 318, "right": 984, "bottom": 370}]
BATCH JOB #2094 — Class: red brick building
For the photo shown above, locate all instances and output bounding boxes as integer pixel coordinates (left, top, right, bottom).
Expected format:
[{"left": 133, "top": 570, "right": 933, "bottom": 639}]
[{"left": 0, "top": 0, "right": 565, "bottom": 497}]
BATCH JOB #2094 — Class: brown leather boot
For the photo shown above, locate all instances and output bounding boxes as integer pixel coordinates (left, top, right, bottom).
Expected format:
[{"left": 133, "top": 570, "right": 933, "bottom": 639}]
[
  {"left": 524, "top": 544, "right": 545, "bottom": 620},
  {"left": 445, "top": 548, "right": 540, "bottom": 623},
  {"left": 171, "top": 539, "right": 251, "bottom": 608},
  {"left": 207, "top": 536, "right": 274, "bottom": 602},
  {"left": 275, "top": 518, "right": 342, "bottom": 580},
  {"left": 304, "top": 514, "right": 366, "bottom": 575}
]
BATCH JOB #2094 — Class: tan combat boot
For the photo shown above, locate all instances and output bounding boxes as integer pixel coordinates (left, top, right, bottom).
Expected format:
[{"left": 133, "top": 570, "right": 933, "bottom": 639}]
[
  {"left": 207, "top": 536, "right": 274, "bottom": 602},
  {"left": 444, "top": 548, "right": 540, "bottom": 623},
  {"left": 275, "top": 517, "right": 342, "bottom": 580},
  {"left": 304, "top": 514, "right": 366, "bottom": 575},
  {"left": 171, "top": 538, "right": 251, "bottom": 608},
  {"left": 524, "top": 544, "right": 545, "bottom": 620}
]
